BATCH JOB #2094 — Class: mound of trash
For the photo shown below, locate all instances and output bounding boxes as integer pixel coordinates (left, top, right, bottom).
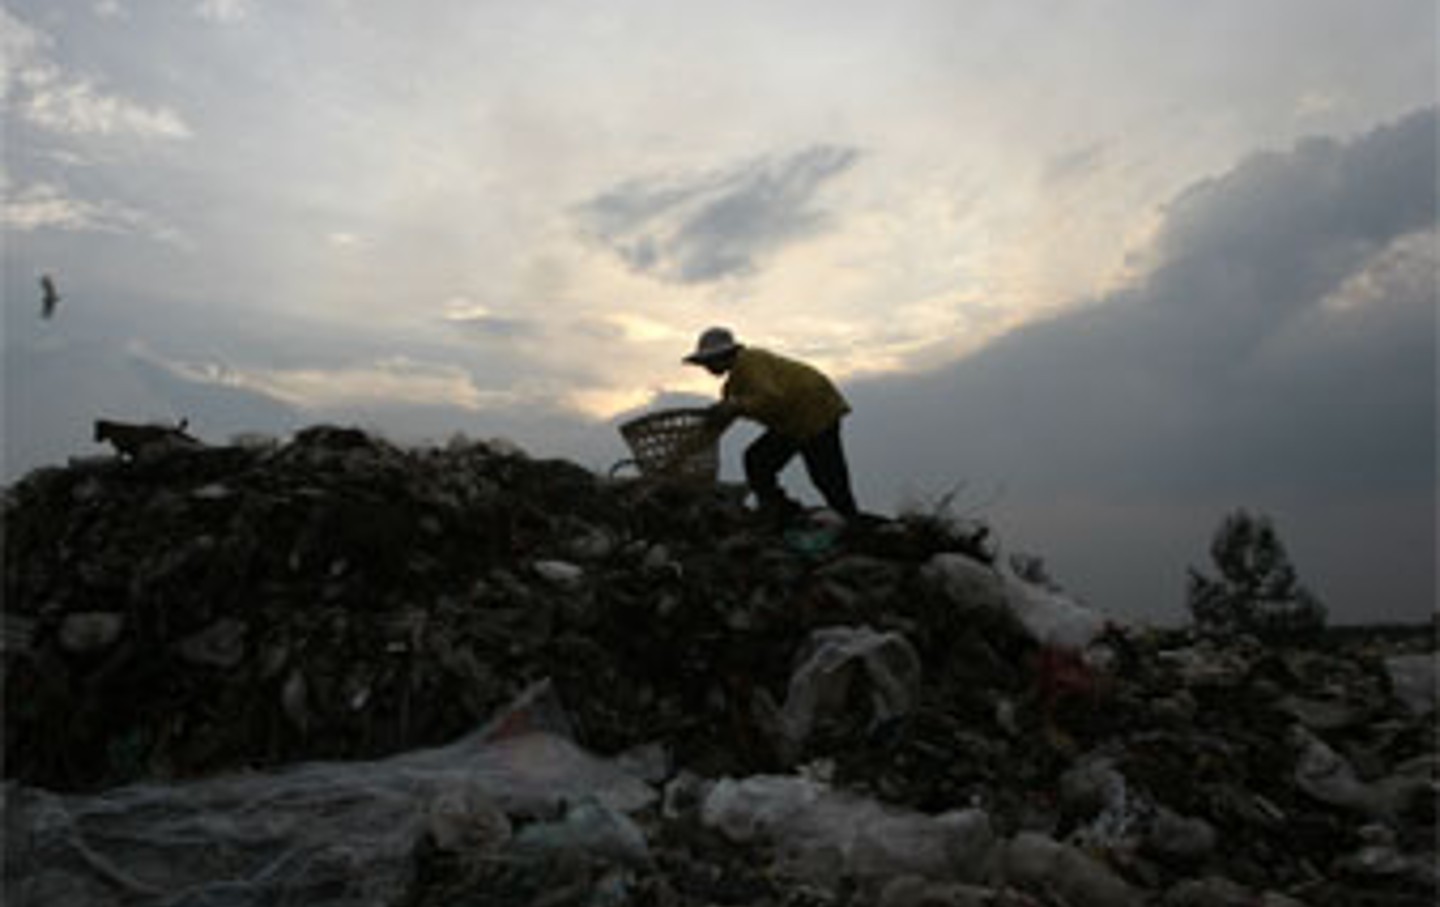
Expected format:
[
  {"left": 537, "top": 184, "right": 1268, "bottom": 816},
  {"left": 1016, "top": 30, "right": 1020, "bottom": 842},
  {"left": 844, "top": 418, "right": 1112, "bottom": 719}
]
[{"left": 3, "top": 426, "right": 1435, "bottom": 906}]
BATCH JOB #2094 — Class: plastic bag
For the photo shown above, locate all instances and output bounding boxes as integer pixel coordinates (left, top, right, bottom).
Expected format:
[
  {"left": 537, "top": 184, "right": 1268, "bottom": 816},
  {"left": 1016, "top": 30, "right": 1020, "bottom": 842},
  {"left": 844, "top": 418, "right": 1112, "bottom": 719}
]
[
  {"left": 761, "top": 625, "right": 922, "bottom": 762},
  {"left": 512, "top": 796, "right": 651, "bottom": 867},
  {"left": 1384, "top": 653, "right": 1436, "bottom": 715},
  {"left": 701, "top": 774, "right": 992, "bottom": 891},
  {"left": 994, "top": 832, "right": 1141, "bottom": 907}
]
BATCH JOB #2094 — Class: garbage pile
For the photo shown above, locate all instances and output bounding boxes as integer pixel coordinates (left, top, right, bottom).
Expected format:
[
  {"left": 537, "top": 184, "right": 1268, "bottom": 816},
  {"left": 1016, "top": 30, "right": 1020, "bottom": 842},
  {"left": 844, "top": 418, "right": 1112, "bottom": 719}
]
[{"left": 3, "top": 426, "right": 1435, "bottom": 906}]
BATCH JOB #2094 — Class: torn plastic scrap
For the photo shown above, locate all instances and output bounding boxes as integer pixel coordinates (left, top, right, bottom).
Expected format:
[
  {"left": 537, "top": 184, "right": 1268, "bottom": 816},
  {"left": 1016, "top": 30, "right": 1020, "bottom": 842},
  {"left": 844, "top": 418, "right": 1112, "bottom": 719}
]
[{"left": 701, "top": 774, "right": 993, "bottom": 890}]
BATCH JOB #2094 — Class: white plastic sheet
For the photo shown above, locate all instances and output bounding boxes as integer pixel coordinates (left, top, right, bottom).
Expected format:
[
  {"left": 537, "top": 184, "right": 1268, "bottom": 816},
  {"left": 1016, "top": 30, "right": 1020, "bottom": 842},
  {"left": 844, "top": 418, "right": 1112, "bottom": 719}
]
[
  {"left": 1001, "top": 572, "right": 1109, "bottom": 650},
  {"left": 921, "top": 553, "right": 1111, "bottom": 650},
  {"left": 3, "top": 730, "right": 653, "bottom": 907}
]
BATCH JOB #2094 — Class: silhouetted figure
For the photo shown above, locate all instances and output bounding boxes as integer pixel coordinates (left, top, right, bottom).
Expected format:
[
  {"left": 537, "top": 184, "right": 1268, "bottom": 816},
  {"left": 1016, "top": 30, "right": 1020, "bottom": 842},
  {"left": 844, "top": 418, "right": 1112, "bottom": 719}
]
[
  {"left": 40, "top": 274, "right": 60, "bottom": 319},
  {"left": 683, "top": 326, "right": 859, "bottom": 521}
]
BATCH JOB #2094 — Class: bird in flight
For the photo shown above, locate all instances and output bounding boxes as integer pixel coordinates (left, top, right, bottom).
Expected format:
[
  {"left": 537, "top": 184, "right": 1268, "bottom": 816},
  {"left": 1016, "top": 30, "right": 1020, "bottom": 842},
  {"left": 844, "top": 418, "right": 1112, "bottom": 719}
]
[{"left": 40, "top": 274, "right": 60, "bottom": 319}]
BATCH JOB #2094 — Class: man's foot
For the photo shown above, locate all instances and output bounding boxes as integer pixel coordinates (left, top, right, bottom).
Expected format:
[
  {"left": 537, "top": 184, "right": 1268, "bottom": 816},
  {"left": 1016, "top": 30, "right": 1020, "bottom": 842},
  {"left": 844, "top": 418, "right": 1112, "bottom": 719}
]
[{"left": 754, "top": 495, "right": 804, "bottom": 529}]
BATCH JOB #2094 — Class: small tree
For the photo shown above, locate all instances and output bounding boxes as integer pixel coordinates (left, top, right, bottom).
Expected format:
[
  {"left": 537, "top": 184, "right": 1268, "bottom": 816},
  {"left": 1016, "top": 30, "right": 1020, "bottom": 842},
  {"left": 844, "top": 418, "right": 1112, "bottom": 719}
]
[{"left": 1187, "top": 509, "right": 1326, "bottom": 641}]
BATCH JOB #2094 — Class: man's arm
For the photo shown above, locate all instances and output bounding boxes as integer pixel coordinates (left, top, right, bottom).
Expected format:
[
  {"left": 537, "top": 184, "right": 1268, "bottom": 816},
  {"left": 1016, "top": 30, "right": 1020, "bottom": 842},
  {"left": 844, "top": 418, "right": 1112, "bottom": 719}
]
[{"left": 706, "top": 399, "right": 741, "bottom": 428}]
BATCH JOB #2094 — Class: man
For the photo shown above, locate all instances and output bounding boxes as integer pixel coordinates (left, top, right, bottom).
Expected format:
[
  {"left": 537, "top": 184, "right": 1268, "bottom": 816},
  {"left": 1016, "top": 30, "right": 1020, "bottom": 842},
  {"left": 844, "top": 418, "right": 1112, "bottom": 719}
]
[{"left": 683, "top": 326, "right": 859, "bottom": 520}]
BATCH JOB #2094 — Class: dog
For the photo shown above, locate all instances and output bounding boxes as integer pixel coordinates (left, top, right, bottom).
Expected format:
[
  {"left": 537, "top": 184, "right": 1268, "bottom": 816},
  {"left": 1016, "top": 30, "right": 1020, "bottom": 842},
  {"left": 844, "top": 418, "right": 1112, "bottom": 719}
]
[{"left": 94, "top": 418, "right": 202, "bottom": 460}]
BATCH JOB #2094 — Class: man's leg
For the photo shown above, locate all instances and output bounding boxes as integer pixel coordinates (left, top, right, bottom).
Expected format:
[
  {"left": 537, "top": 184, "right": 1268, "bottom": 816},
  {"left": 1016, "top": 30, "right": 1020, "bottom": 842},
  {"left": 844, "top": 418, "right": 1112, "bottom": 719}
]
[
  {"left": 744, "top": 429, "right": 800, "bottom": 510},
  {"left": 800, "top": 422, "right": 859, "bottom": 517}
]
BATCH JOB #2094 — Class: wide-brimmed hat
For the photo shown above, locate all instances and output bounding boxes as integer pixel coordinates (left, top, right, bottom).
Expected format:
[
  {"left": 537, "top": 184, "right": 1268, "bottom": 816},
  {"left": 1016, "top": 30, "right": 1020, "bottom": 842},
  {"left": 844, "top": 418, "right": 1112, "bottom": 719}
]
[{"left": 683, "top": 326, "right": 741, "bottom": 364}]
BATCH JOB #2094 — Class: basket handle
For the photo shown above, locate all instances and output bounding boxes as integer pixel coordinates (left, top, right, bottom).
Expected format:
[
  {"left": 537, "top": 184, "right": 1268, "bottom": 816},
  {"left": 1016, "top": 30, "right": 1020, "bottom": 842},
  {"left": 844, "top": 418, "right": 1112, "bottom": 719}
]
[{"left": 608, "top": 457, "right": 641, "bottom": 478}]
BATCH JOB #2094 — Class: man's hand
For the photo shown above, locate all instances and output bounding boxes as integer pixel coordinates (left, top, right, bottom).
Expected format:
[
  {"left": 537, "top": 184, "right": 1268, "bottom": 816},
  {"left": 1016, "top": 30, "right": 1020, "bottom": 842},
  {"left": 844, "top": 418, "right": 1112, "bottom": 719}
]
[{"left": 705, "top": 400, "right": 738, "bottom": 429}]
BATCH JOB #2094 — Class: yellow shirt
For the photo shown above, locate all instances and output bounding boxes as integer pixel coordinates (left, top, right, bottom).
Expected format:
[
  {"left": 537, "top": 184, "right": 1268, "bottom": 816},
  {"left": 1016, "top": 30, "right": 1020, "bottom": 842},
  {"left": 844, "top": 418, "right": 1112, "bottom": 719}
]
[{"left": 723, "top": 347, "right": 851, "bottom": 440}]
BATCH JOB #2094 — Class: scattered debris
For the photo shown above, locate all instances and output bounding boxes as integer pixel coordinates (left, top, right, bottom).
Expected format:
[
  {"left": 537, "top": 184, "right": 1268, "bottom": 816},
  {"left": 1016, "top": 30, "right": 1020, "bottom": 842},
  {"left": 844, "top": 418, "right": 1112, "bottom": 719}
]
[{"left": 3, "top": 425, "right": 1435, "bottom": 905}]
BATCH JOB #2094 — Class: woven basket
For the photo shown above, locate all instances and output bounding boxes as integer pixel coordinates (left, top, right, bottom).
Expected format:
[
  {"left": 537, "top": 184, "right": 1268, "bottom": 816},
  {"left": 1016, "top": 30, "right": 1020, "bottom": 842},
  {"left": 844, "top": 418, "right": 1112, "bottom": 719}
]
[{"left": 616, "top": 407, "right": 720, "bottom": 481}]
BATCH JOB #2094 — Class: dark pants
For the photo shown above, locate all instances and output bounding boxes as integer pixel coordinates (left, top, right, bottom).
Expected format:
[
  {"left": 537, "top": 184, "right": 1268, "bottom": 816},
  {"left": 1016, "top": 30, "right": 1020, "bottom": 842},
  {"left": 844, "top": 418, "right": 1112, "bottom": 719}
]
[{"left": 744, "top": 421, "right": 858, "bottom": 517}]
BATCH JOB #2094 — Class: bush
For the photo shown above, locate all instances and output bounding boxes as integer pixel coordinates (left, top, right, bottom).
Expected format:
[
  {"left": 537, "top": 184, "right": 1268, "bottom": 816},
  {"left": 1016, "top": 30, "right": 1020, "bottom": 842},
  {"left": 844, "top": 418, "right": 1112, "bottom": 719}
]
[
  {"left": 1186, "top": 509, "right": 1327, "bottom": 642},
  {"left": 895, "top": 484, "right": 997, "bottom": 564}
]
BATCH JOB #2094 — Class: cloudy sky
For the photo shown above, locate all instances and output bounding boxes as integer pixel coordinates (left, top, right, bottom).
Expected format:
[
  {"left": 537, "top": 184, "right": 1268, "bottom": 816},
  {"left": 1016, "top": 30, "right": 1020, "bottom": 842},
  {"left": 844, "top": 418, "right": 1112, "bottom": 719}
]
[{"left": 3, "top": 0, "right": 1435, "bottom": 624}]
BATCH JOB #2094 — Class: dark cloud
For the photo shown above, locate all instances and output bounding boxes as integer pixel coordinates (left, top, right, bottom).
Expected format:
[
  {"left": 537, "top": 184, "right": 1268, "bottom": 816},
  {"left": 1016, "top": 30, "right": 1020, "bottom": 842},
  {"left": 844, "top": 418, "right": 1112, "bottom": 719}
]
[
  {"left": 445, "top": 312, "right": 539, "bottom": 341},
  {"left": 1148, "top": 113, "right": 1437, "bottom": 328},
  {"left": 846, "top": 108, "right": 1436, "bottom": 623},
  {"left": 575, "top": 144, "right": 862, "bottom": 283}
]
